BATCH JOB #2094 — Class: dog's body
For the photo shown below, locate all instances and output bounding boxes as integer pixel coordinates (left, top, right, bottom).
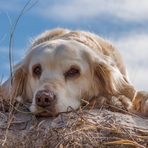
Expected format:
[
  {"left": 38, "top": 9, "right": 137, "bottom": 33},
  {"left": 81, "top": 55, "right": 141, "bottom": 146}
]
[{"left": 1, "top": 28, "right": 148, "bottom": 116}]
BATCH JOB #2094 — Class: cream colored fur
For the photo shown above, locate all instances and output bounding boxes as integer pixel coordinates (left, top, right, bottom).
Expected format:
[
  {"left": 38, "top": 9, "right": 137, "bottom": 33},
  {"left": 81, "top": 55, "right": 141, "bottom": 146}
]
[{"left": 1, "top": 28, "right": 148, "bottom": 116}]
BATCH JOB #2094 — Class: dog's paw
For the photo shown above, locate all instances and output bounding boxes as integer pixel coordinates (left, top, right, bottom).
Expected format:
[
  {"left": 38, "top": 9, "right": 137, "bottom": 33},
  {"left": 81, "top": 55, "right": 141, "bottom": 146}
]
[
  {"left": 131, "top": 91, "right": 148, "bottom": 117},
  {"left": 143, "top": 99, "right": 148, "bottom": 116},
  {"left": 111, "top": 95, "right": 132, "bottom": 111}
]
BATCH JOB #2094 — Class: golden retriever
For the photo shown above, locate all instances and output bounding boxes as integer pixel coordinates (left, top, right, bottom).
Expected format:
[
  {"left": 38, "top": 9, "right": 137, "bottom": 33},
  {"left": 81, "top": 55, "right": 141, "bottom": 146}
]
[{"left": 1, "top": 28, "right": 148, "bottom": 116}]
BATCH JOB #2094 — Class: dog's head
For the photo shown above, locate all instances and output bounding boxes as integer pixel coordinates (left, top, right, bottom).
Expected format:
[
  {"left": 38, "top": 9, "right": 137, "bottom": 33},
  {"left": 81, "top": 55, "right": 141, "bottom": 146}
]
[{"left": 4, "top": 29, "right": 127, "bottom": 116}]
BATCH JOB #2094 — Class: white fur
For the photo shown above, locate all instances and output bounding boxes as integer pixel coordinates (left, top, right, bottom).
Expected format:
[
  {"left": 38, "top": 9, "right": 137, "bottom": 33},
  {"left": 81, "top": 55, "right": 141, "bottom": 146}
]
[{"left": 2, "top": 29, "right": 137, "bottom": 116}]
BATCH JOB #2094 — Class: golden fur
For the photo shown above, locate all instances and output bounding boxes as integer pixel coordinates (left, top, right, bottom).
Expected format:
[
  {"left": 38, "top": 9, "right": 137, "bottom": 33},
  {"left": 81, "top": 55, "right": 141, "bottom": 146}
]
[{"left": 1, "top": 28, "right": 148, "bottom": 116}]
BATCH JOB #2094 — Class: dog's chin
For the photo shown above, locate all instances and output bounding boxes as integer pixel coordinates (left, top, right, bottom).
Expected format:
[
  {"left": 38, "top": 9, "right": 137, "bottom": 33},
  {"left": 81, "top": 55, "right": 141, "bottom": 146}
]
[
  {"left": 36, "top": 111, "right": 58, "bottom": 117},
  {"left": 30, "top": 105, "right": 58, "bottom": 117}
]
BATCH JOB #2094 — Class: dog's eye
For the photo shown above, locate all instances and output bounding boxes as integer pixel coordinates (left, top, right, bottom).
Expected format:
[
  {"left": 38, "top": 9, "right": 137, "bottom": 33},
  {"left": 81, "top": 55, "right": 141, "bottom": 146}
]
[
  {"left": 64, "top": 66, "right": 80, "bottom": 79},
  {"left": 32, "top": 64, "right": 42, "bottom": 77}
]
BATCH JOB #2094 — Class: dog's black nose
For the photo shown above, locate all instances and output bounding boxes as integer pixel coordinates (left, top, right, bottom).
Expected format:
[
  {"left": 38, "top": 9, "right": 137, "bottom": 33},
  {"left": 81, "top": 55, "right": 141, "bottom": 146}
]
[{"left": 35, "top": 90, "right": 56, "bottom": 107}]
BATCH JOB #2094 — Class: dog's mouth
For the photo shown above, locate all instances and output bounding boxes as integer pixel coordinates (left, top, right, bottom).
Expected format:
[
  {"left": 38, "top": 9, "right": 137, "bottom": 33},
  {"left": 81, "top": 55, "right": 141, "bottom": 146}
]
[
  {"left": 30, "top": 105, "right": 58, "bottom": 117},
  {"left": 30, "top": 105, "right": 78, "bottom": 117},
  {"left": 36, "top": 110, "right": 57, "bottom": 117}
]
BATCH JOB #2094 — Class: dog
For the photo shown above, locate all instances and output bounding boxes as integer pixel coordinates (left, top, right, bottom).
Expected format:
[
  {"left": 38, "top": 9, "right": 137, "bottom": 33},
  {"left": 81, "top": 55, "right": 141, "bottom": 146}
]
[{"left": 1, "top": 28, "right": 148, "bottom": 116}]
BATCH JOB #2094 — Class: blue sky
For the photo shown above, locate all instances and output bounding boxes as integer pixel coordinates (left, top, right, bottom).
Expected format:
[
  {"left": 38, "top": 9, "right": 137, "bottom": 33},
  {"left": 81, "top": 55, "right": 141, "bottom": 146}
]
[{"left": 0, "top": 0, "right": 148, "bottom": 90}]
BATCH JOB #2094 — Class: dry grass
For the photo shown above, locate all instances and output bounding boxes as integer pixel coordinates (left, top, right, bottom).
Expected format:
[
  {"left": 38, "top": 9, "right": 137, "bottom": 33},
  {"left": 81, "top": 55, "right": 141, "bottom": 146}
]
[{"left": 0, "top": 95, "right": 148, "bottom": 148}]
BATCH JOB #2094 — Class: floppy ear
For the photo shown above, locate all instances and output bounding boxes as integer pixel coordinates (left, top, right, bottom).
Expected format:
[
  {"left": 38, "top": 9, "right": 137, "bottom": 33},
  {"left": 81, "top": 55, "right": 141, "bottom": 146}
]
[
  {"left": 85, "top": 50, "right": 128, "bottom": 96},
  {"left": 1, "top": 62, "right": 27, "bottom": 103},
  {"left": 94, "top": 58, "right": 125, "bottom": 95}
]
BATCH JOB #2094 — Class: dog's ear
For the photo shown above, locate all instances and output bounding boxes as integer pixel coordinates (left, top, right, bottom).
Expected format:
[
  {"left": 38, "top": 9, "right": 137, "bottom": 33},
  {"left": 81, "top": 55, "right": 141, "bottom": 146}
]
[
  {"left": 1, "top": 62, "right": 27, "bottom": 103},
  {"left": 84, "top": 50, "right": 128, "bottom": 95},
  {"left": 93, "top": 59, "right": 122, "bottom": 95}
]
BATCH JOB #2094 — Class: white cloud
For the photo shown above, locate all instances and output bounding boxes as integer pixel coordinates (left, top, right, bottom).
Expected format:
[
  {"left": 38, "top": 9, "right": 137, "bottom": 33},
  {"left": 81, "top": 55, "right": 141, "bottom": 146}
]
[
  {"left": 36, "top": 0, "right": 148, "bottom": 22},
  {"left": 111, "top": 33, "right": 148, "bottom": 91},
  {"left": 1, "top": 0, "right": 148, "bottom": 22}
]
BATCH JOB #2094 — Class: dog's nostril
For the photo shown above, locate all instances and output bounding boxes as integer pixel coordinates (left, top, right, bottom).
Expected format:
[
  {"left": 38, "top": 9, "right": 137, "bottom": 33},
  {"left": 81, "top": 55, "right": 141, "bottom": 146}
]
[
  {"left": 37, "top": 98, "right": 41, "bottom": 102},
  {"left": 45, "top": 98, "right": 49, "bottom": 103}
]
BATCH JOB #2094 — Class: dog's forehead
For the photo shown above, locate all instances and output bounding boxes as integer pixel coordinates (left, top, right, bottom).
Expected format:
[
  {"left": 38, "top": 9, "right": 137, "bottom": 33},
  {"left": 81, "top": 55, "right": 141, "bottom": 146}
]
[
  {"left": 29, "top": 39, "right": 87, "bottom": 63},
  {"left": 54, "top": 40, "right": 82, "bottom": 60}
]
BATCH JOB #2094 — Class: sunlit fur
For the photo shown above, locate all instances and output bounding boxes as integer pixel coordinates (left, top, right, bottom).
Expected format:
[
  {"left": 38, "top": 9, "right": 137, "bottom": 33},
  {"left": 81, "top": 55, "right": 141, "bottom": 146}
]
[{"left": 1, "top": 28, "right": 148, "bottom": 116}]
